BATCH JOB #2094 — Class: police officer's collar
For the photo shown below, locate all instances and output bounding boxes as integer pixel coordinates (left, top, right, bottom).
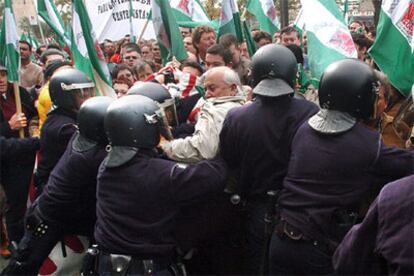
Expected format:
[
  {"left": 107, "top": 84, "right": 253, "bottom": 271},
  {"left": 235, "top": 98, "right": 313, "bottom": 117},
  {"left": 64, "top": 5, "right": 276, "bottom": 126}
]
[
  {"left": 72, "top": 132, "right": 98, "bottom": 152},
  {"left": 308, "top": 109, "right": 357, "bottom": 134},
  {"left": 253, "top": 78, "right": 294, "bottom": 97},
  {"left": 104, "top": 146, "right": 139, "bottom": 168}
]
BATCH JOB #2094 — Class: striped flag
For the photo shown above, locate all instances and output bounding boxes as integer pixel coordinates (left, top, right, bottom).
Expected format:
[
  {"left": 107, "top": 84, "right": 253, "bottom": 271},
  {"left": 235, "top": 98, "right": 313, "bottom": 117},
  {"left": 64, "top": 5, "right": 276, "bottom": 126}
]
[
  {"left": 369, "top": 0, "right": 414, "bottom": 97},
  {"left": 300, "top": 0, "right": 357, "bottom": 81},
  {"left": 218, "top": 0, "right": 244, "bottom": 43},
  {"left": 170, "top": 0, "right": 213, "bottom": 28},
  {"left": 0, "top": 0, "right": 20, "bottom": 82},
  {"left": 151, "top": 0, "right": 189, "bottom": 63},
  {"left": 37, "top": 0, "right": 71, "bottom": 46},
  {"left": 71, "top": 0, "right": 115, "bottom": 97},
  {"left": 246, "top": 0, "right": 280, "bottom": 35},
  {"left": 242, "top": 20, "right": 257, "bottom": 57}
]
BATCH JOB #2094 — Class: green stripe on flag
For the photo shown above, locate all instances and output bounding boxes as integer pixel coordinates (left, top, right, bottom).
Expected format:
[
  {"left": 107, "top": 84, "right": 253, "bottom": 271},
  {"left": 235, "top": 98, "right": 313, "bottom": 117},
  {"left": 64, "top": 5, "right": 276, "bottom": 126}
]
[
  {"left": 369, "top": 10, "right": 414, "bottom": 97},
  {"left": 0, "top": 0, "right": 20, "bottom": 82}
]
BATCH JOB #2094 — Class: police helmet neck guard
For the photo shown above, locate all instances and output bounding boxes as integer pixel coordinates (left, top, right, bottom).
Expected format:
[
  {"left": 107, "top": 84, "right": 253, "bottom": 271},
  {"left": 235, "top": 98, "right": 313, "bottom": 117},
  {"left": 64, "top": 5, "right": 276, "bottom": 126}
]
[
  {"left": 49, "top": 68, "right": 95, "bottom": 112},
  {"left": 76, "top": 96, "right": 115, "bottom": 150},
  {"left": 251, "top": 44, "right": 297, "bottom": 97},
  {"left": 104, "top": 95, "right": 164, "bottom": 167}
]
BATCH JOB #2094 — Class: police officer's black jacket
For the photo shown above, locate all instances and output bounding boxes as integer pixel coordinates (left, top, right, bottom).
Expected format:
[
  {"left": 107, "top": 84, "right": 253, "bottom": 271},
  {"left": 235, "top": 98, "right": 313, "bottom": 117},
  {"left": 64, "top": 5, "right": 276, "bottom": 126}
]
[
  {"left": 36, "top": 108, "right": 77, "bottom": 186},
  {"left": 95, "top": 149, "right": 228, "bottom": 257},
  {"left": 0, "top": 136, "right": 39, "bottom": 183},
  {"left": 220, "top": 95, "right": 319, "bottom": 199},
  {"left": 37, "top": 133, "right": 107, "bottom": 234},
  {"left": 280, "top": 122, "right": 414, "bottom": 244}
]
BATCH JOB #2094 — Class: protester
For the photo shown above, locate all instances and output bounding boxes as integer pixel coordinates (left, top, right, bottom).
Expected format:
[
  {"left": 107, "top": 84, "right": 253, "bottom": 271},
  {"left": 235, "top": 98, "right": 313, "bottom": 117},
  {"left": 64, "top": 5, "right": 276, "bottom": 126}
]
[
  {"left": 253, "top": 31, "right": 272, "bottom": 48},
  {"left": 192, "top": 25, "right": 217, "bottom": 68},
  {"left": 0, "top": 60, "right": 37, "bottom": 247},
  {"left": 113, "top": 76, "right": 133, "bottom": 98},
  {"left": 205, "top": 45, "right": 233, "bottom": 70},
  {"left": 19, "top": 40, "right": 43, "bottom": 91},
  {"left": 160, "top": 66, "right": 245, "bottom": 162}
]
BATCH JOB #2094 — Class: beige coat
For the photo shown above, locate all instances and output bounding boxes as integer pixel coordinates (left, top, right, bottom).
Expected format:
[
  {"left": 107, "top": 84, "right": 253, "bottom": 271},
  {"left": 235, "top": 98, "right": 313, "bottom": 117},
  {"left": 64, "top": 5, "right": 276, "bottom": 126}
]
[{"left": 162, "top": 96, "right": 245, "bottom": 163}]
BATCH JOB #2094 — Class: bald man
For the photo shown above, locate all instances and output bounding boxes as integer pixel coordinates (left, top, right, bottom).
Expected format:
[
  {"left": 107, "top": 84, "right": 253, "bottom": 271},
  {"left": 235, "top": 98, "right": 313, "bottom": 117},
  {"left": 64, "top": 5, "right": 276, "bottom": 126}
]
[{"left": 160, "top": 67, "right": 245, "bottom": 163}]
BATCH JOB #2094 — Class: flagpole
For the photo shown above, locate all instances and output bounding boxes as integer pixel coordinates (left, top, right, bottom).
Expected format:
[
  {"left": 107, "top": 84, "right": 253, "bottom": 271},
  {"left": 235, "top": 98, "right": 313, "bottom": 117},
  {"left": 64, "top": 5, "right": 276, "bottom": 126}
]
[
  {"left": 138, "top": 18, "right": 150, "bottom": 44},
  {"left": 13, "top": 82, "right": 24, "bottom": 138},
  {"left": 31, "top": 0, "right": 47, "bottom": 44}
]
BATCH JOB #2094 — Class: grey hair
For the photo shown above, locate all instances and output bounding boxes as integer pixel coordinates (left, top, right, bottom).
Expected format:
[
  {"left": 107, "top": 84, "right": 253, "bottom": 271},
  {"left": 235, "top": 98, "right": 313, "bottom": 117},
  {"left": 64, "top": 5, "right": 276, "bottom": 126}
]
[{"left": 202, "top": 66, "right": 241, "bottom": 88}]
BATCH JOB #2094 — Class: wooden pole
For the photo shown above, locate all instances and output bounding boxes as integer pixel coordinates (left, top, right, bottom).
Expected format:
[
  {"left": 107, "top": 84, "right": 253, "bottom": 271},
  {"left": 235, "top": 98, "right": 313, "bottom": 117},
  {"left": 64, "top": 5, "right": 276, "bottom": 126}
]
[
  {"left": 137, "top": 18, "right": 150, "bottom": 44},
  {"left": 13, "top": 82, "right": 24, "bottom": 138}
]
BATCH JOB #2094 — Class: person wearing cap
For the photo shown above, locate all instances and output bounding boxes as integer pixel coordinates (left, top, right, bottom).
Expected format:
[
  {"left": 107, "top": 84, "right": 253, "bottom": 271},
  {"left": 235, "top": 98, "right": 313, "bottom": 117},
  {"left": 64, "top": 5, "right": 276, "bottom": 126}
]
[
  {"left": 160, "top": 66, "right": 245, "bottom": 163},
  {"left": 19, "top": 40, "right": 43, "bottom": 91},
  {"left": 219, "top": 44, "right": 318, "bottom": 274},
  {"left": 269, "top": 59, "right": 414, "bottom": 275},
  {"left": 35, "top": 68, "right": 95, "bottom": 196},
  {"left": 0, "top": 60, "right": 38, "bottom": 246}
]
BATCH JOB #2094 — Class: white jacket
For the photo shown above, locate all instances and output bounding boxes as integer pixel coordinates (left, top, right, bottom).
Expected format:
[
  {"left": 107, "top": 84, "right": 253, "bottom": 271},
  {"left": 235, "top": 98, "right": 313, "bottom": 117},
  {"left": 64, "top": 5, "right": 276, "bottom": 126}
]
[{"left": 162, "top": 96, "right": 245, "bottom": 163}]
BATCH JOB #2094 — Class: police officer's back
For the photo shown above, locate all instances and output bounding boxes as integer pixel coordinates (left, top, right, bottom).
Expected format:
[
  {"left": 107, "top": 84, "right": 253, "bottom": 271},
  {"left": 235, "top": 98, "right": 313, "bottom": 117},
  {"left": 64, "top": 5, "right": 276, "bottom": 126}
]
[
  {"left": 1, "top": 97, "right": 113, "bottom": 275},
  {"left": 35, "top": 69, "right": 95, "bottom": 194},
  {"left": 95, "top": 95, "right": 228, "bottom": 275},
  {"left": 219, "top": 44, "right": 318, "bottom": 274},
  {"left": 270, "top": 59, "right": 414, "bottom": 275}
]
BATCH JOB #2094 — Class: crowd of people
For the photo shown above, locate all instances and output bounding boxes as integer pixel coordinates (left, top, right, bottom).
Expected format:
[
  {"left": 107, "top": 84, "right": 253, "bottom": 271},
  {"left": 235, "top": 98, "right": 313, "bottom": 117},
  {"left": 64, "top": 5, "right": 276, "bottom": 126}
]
[{"left": 0, "top": 20, "right": 413, "bottom": 275}]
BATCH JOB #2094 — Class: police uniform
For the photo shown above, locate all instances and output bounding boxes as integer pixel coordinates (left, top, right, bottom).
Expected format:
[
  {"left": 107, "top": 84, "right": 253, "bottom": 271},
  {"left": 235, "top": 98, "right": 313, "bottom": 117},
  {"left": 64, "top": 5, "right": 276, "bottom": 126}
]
[
  {"left": 35, "top": 109, "right": 77, "bottom": 190},
  {"left": 35, "top": 68, "right": 95, "bottom": 195},
  {"left": 219, "top": 44, "right": 319, "bottom": 274},
  {"left": 2, "top": 97, "right": 113, "bottom": 275},
  {"left": 333, "top": 175, "right": 414, "bottom": 275},
  {"left": 95, "top": 95, "right": 228, "bottom": 275},
  {"left": 269, "top": 59, "right": 414, "bottom": 275}
]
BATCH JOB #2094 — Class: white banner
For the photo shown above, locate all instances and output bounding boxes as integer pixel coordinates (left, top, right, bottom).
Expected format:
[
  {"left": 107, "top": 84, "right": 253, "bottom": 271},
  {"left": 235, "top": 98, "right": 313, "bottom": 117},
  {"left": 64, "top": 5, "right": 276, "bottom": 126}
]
[{"left": 84, "top": 0, "right": 155, "bottom": 43}]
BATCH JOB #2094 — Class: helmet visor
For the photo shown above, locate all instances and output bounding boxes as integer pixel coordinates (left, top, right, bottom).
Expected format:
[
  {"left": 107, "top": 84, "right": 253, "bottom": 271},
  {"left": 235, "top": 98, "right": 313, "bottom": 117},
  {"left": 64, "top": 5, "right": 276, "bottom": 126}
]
[
  {"left": 144, "top": 108, "right": 173, "bottom": 141},
  {"left": 392, "top": 96, "right": 414, "bottom": 141},
  {"left": 159, "top": 98, "right": 178, "bottom": 127}
]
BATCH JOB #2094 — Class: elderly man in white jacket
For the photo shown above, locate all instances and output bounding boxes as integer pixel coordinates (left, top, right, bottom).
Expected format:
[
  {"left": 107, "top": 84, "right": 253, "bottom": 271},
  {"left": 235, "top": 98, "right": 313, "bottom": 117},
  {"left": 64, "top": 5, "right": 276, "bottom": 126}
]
[{"left": 161, "top": 66, "right": 245, "bottom": 163}]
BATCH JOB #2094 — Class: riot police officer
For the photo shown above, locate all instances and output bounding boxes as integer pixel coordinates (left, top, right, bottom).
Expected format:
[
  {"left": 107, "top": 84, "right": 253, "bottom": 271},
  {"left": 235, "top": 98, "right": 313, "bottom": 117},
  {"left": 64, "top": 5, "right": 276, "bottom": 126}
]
[
  {"left": 127, "top": 82, "right": 179, "bottom": 127},
  {"left": 95, "top": 95, "right": 228, "bottom": 275},
  {"left": 1, "top": 96, "right": 113, "bottom": 275},
  {"left": 269, "top": 59, "right": 414, "bottom": 275},
  {"left": 35, "top": 68, "right": 95, "bottom": 196},
  {"left": 219, "top": 44, "right": 319, "bottom": 274}
]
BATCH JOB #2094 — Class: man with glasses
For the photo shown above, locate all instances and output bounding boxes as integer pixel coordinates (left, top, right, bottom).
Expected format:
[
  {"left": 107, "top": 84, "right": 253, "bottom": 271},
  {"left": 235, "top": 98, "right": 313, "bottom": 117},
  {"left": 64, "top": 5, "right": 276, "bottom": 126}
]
[{"left": 122, "top": 48, "right": 142, "bottom": 68}]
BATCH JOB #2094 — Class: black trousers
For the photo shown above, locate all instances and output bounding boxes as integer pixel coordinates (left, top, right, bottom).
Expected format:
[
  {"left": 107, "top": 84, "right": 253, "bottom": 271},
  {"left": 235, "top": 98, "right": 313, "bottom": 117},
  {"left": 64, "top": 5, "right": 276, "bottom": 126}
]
[
  {"left": 269, "top": 233, "right": 334, "bottom": 275},
  {"left": 1, "top": 205, "right": 92, "bottom": 276},
  {"left": 1, "top": 162, "right": 34, "bottom": 243}
]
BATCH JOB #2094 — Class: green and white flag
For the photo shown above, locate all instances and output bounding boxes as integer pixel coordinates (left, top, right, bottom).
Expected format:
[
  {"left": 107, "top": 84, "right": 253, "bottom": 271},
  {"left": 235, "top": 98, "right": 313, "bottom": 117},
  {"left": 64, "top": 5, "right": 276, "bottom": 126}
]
[
  {"left": 170, "top": 0, "right": 213, "bottom": 28},
  {"left": 0, "top": 0, "right": 20, "bottom": 82},
  {"left": 128, "top": 0, "right": 138, "bottom": 43},
  {"left": 71, "top": 0, "right": 115, "bottom": 97},
  {"left": 37, "top": 0, "right": 71, "bottom": 46},
  {"left": 242, "top": 20, "right": 257, "bottom": 57},
  {"left": 246, "top": 0, "right": 280, "bottom": 35},
  {"left": 300, "top": 0, "right": 357, "bottom": 81},
  {"left": 151, "top": 0, "right": 188, "bottom": 63},
  {"left": 369, "top": 0, "right": 414, "bottom": 97},
  {"left": 218, "top": 0, "right": 243, "bottom": 43}
]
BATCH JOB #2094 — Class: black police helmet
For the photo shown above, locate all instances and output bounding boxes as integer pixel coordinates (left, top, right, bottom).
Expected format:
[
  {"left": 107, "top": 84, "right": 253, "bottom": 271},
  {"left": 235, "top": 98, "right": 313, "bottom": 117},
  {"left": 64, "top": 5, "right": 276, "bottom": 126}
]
[
  {"left": 251, "top": 44, "right": 297, "bottom": 97},
  {"left": 78, "top": 96, "right": 114, "bottom": 144},
  {"left": 105, "top": 95, "right": 162, "bottom": 149},
  {"left": 127, "top": 82, "right": 172, "bottom": 104},
  {"left": 49, "top": 68, "right": 95, "bottom": 111},
  {"left": 319, "top": 59, "right": 379, "bottom": 119}
]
